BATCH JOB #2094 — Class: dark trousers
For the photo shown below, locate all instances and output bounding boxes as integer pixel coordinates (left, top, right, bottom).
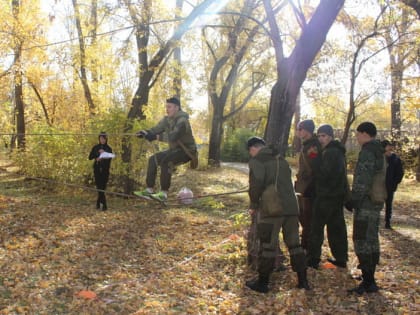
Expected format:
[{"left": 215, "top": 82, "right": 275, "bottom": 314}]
[
  {"left": 385, "top": 189, "right": 395, "bottom": 224},
  {"left": 146, "top": 148, "right": 190, "bottom": 191},
  {"left": 308, "top": 197, "right": 348, "bottom": 263},
  {"left": 94, "top": 169, "right": 109, "bottom": 208},
  {"left": 298, "top": 196, "right": 313, "bottom": 250}
]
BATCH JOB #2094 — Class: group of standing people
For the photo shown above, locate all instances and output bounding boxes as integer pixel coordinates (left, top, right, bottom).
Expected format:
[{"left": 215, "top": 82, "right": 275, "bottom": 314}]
[
  {"left": 86, "top": 98, "right": 404, "bottom": 296},
  {"left": 245, "top": 120, "right": 404, "bottom": 294}
]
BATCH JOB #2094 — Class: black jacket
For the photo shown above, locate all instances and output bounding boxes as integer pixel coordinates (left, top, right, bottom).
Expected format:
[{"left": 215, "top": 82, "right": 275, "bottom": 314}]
[
  {"left": 314, "top": 140, "right": 348, "bottom": 199},
  {"left": 89, "top": 143, "right": 113, "bottom": 173},
  {"left": 386, "top": 153, "right": 404, "bottom": 192}
]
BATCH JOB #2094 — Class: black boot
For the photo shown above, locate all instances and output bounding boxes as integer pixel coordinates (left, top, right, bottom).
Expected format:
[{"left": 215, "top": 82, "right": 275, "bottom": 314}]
[
  {"left": 96, "top": 199, "right": 101, "bottom": 209},
  {"left": 348, "top": 269, "right": 378, "bottom": 294},
  {"left": 385, "top": 221, "right": 392, "bottom": 229},
  {"left": 245, "top": 274, "right": 269, "bottom": 293},
  {"left": 297, "top": 269, "right": 311, "bottom": 290}
]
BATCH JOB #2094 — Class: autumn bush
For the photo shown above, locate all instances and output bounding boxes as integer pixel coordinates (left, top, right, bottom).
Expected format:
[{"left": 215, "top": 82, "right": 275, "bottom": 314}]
[{"left": 10, "top": 111, "right": 153, "bottom": 189}]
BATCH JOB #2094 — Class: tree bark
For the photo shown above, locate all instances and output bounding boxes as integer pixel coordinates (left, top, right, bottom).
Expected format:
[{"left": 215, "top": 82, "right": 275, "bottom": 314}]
[
  {"left": 72, "top": 0, "right": 96, "bottom": 115},
  {"left": 264, "top": 0, "right": 345, "bottom": 155},
  {"left": 12, "top": 0, "right": 25, "bottom": 149}
]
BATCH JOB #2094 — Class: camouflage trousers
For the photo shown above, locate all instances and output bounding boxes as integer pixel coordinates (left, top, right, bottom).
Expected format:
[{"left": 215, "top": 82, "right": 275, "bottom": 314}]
[
  {"left": 248, "top": 212, "right": 306, "bottom": 273},
  {"left": 353, "top": 200, "right": 383, "bottom": 270}
]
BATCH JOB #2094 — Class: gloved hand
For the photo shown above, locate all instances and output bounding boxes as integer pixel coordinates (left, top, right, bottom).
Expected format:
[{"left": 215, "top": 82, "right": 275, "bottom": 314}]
[{"left": 144, "top": 132, "right": 157, "bottom": 142}]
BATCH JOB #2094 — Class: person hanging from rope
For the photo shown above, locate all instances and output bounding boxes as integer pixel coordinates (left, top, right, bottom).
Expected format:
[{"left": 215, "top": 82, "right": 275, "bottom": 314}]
[
  {"left": 88, "top": 132, "right": 113, "bottom": 211},
  {"left": 135, "top": 97, "right": 197, "bottom": 202}
]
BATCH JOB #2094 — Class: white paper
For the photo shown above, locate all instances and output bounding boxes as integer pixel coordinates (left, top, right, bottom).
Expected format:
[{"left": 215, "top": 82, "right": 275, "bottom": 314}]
[{"left": 99, "top": 152, "right": 115, "bottom": 159}]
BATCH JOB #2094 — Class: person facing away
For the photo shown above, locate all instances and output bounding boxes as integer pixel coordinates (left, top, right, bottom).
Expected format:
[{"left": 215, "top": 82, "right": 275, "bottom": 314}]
[
  {"left": 306, "top": 124, "right": 348, "bottom": 269},
  {"left": 381, "top": 139, "right": 404, "bottom": 229},
  {"left": 347, "top": 122, "right": 384, "bottom": 295},
  {"left": 295, "top": 119, "right": 321, "bottom": 251},
  {"left": 88, "top": 132, "right": 112, "bottom": 211},
  {"left": 245, "top": 136, "right": 310, "bottom": 293},
  {"left": 135, "top": 97, "right": 197, "bottom": 202}
]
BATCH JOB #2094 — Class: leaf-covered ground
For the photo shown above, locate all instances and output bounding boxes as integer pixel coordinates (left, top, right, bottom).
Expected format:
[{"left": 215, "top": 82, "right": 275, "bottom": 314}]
[{"left": 0, "top": 157, "right": 419, "bottom": 314}]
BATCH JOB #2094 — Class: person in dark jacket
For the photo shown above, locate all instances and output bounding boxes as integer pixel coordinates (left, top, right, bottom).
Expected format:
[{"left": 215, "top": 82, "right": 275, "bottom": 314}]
[
  {"left": 245, "top": 137, "right": 309, "bottom": 293},
  {"left": 347, "top": 122, "right": 384, "bottom": 294},
  {"left": 135, "top": 97, "right": 197, "bottom": 202},
  {"left": 381, "top": 140, "right": 404, "bottom": 229},
  {"left": 89, "top": 132, "right": 113, "bottom": 210},
  {"left": 295, "top": 119, "right": 321, "bottom": 251},
  {"left": 307, "top": 124, "right": 348, "bottom": 269}
]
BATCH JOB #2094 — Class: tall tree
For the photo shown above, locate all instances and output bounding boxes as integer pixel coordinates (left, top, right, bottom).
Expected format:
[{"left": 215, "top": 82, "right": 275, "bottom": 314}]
[
  {"left": 341, "top": 6, "right": 388, "bottom": 144},
  {"left": 72, "top": 0, "right": 97, "bottom": 115},
  {"left": 205, "top": 0, "right": 265, "bottom": 165},
  {"left": 263, "top": 0, "right": 345, "bottom": 155},
  {"left": 120, "top": 0, "right": 219, "bottom": 193},
  {"left": 12, "top": 0, "right": 25, "bottom": 149},
  {"left": 381, "top": 2, "right": 418, "bottom": 141}
]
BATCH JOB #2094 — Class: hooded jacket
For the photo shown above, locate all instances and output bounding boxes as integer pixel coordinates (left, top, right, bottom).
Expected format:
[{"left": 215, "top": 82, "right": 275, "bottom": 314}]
[
  {"left": 88, "top": 139, "right": 113, "bottom": 173},
  {"left": 248, "top": 146, "right": 299, "bottom": 217},
  {"left": 149, "top": 110, "right": 196, "bottom": 151},
  {"left": 352, "top": 140, "right": 385, "bottom": 204},
  {"left": 314, "top": 140, "right": 348, "bottom": 199}
]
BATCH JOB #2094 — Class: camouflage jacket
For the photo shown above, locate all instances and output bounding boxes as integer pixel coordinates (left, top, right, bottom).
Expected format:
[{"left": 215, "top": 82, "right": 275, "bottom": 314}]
[
  {"left": 149, "top": 110, "right": 197, "bottom": 151},
  {"left": 351, "top": 140, "right": 384, "bottom": 206},
  {"left": 295, "top": 135, "right": 321, "bottom": 197},
  {"left": 248, "top": 146, "right": 299, "bottom": 216}
]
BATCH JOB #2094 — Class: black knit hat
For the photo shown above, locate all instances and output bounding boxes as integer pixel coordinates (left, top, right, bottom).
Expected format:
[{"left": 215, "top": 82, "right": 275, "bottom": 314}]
[
  {"left": 247, "top": 136, "right": 266, "bottom": 149},
  {"left": 166, "top": 97, "right": 181, "bottom": 109},
  {"left": 317, "top": 124, "right": 334, "bottom": 137},
  {"left": 298, "top": 119, "right": 315, "bottom": 133},
  {"left": 99, "top": 131, "right": 107, "bottom": 138},
  {"left": 356, "top": 122, "right": 377, "bottom": 137}
]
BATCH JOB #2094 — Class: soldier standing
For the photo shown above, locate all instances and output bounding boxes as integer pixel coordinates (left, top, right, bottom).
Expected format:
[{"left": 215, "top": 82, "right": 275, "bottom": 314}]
[
  {"left": 307, "top": 124, "right": 348, "bottom": 269},
  {"left": 347, "top": 122, "right": 384, "bottom": 294},
  {"left": 295, "top": 120, "right": 321, "bottom": 251},
  {"left": 245, "top": 137, "right": 309, "bottom": 293}
]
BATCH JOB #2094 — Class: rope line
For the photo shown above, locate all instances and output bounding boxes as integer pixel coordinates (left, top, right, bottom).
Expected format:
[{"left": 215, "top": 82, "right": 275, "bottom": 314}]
[
  {"left": 0, "top": 133, "right": 139, "bottom": 137},
  {"left": 25, "top": 175, "right": 248, "bottom": 206}
]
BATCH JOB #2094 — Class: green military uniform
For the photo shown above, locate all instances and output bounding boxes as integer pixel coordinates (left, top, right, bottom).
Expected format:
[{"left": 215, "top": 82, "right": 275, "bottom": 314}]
[
  {"left": 349, "top": 139, "right": 384, "bottom": 294},
  {"left": 308, "top": 140, "right": 348, "bottom": 267},
  {"left": 352, "top": 140, "right": 384, "bottom": 270},
  {"left": 247, "top": 145, "right": 308, "bottom": 292},
  {"left": 295, "top": 135, "right": 321, "bottom": 249},
  {"left": 145, "top": 110, "right": 197, "bottom": 190}
]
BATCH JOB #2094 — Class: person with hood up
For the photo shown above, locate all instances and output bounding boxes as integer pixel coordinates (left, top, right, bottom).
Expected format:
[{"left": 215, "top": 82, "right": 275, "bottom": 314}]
[
  {"left": 347, "top": 122, "right": 384, "bottom": 294},
  {"left": 135, "top": 97, "right": 197, "bottom": 202},
  {"left": 89, "top": 132, "right": 113, "bottom": 210},
  {"left": 306, "top": 124, "right": 348, "bottom": 269}
]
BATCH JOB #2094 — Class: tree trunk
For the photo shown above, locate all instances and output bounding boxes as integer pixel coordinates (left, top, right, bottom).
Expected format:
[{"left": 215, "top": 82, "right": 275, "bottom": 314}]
[
  {"left": 173, "top": 0, "right": 183, "bottom": 98},
  {"left": 72, "top": 0, "right": 96, "bottom": 115},
  {"left": 264, "top": 0, "right": 345, "bottom": 155},
  {"left": 12, "top": 0, "right": 25, "bottom": 149},
  {"left": 292, "top": 93, "right": 301, "bottom": 155},
  {"left": 208, "top": 106, "right": 224, "bottom": 166}
]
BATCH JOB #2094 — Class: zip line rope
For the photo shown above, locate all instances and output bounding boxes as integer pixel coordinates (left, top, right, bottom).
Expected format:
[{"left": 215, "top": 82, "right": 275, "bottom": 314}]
[
  {"left": 0, "top": 133, "right": 139, "bottom": 137},
  {"left": 25, "top": 175, "right": 248, "bottom": 207}
]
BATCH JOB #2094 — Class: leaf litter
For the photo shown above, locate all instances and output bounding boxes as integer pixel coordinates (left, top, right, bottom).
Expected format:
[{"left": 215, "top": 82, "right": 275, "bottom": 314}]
[{"left": 0, "top": 161, "right": 419, "bottom": 314}]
